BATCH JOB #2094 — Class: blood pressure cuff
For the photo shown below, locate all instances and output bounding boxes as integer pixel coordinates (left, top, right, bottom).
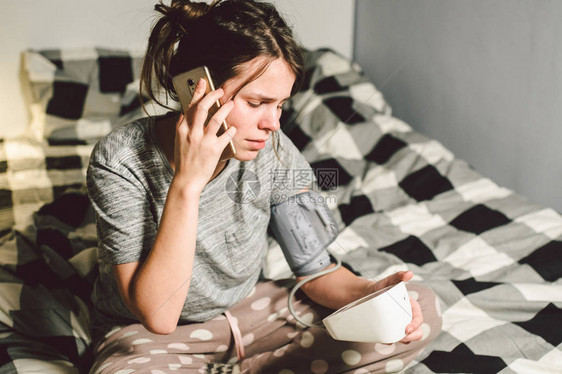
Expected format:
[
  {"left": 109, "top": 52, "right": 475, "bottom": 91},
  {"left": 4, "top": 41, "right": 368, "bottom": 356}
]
[{"left": 269, "top": 191, "right": 339, "bottom": 276}]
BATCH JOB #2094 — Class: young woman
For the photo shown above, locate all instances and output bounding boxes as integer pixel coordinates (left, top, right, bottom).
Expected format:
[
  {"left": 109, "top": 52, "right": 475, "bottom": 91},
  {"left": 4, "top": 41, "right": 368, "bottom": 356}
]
[{"left": 87, "top": 1, "right": 442, "bottom": 373}]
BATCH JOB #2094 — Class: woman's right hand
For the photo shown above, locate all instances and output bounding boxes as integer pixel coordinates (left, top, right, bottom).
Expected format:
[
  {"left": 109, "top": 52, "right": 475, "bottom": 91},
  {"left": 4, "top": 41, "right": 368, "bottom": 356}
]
[{"left": 173, "top": 78, "right": 236, "bottom": 192}]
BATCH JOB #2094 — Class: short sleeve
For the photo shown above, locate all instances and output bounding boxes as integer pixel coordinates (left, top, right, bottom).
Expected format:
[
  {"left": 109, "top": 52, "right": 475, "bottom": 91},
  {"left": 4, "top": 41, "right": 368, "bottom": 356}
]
[
  {"left": 269, "top": 129, "right": 317, "bottom": 205},
  {"left": 87, "top": 158, "right": 157, "bottom": 265}
]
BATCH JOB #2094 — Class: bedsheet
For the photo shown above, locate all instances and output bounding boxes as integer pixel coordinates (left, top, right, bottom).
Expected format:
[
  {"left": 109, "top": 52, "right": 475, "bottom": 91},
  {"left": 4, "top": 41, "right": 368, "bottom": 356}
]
[{"left": 0, "top": 48, "right": 561, "bottom": 373}]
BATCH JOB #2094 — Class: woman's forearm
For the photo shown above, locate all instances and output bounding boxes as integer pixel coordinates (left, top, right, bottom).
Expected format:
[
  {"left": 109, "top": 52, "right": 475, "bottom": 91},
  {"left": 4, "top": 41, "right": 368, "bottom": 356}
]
[
  {"left": 125, "top": 179, "right": 202, "bottom": 333},
  {"left": 298, "top": 265, "right": 373, "bottom": 310}
]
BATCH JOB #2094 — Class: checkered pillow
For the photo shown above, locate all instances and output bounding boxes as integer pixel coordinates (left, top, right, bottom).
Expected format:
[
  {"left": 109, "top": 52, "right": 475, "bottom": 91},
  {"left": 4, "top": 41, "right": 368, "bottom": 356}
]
[
  {"left": 283, "top": 48, "right": 392, "bottom": 138},
  {"left": 22, "top": 47, "right": 149, "bottom": 145}
]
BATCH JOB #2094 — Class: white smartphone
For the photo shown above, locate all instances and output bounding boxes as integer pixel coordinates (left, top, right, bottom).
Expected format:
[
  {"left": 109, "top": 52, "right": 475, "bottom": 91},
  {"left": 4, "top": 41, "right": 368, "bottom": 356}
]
[{"left": 172, "top": 66, "right": 236, "bottom": 161}]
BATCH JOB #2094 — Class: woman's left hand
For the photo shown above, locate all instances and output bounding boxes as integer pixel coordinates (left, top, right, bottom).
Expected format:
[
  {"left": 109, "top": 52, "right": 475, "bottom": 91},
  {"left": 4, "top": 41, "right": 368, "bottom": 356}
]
[{"left": 365, "top": 271, "right": 424, "bottom": 343}]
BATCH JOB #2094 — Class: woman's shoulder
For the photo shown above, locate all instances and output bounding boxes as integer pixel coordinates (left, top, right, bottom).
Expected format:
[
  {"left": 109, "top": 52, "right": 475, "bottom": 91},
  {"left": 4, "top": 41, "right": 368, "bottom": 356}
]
[{"left": 90, "top": 116, "right": 155, "bottom": 167}]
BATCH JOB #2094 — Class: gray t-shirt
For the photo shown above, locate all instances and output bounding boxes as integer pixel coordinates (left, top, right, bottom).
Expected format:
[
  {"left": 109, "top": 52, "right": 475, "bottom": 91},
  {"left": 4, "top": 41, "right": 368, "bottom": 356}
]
[{"left": 87, "top": 115, "right": 314, "bottom": 323}]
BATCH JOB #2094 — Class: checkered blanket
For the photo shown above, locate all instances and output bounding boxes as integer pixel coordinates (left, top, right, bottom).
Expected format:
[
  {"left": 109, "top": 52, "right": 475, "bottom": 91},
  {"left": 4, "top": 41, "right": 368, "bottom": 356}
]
[{"left": 0, "top": 48, "right": 560, "bottom": 373}]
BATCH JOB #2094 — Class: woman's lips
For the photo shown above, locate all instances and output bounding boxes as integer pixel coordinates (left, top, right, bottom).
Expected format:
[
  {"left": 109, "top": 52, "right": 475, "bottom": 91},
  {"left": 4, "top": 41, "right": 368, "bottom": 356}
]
[{"left": 247, "top": 139, "right": 267, "bottom": 149}]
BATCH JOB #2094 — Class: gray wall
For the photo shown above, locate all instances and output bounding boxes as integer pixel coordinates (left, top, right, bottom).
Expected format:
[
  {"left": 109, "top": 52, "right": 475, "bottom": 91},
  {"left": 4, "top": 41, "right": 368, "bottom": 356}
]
[{"left": 354, "top": 0, "right": 562, "bottom": 212}]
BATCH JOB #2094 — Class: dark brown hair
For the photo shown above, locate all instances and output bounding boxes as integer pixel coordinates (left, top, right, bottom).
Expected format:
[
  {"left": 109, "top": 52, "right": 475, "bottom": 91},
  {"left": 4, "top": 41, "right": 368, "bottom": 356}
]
[{"left": 140, "top": 0, "right": 305, "bottom": 110}]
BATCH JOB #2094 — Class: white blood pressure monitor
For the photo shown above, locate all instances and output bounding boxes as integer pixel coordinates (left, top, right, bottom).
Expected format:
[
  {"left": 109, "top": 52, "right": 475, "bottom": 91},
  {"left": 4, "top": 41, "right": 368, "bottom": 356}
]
[{"left": 322, "top": 281, "right": 412, "bottom": 343}]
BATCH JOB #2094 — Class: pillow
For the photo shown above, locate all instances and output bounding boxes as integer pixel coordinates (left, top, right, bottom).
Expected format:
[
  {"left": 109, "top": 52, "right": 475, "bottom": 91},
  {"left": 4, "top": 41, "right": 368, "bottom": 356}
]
[
  {"left": 282, "top": 48, "right": 392, "bottom": 142},
  {"left": 22, "top": 47, "right": 150, "bottom": 145}
]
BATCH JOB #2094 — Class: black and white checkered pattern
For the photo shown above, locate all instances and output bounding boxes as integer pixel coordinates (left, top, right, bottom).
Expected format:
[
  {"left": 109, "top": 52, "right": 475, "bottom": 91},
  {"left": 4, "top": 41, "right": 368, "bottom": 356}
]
[
  {"left": 0, "top": 137, "right": 93, "bottom": 236},
  {"left": 275, "top": 48, "right": 562, "bottom": 373},
  {"left": 22, "top": 47, "right": 149, "bottom": 145},
  {"left": 0, "top": 187, "right": 97, "bottom": 371},
  {"left": 1, "top": 47, "right": 156, "bottom": 237},
  {"left": 0, "top": 48, "right": 560, "bottom": 373}
]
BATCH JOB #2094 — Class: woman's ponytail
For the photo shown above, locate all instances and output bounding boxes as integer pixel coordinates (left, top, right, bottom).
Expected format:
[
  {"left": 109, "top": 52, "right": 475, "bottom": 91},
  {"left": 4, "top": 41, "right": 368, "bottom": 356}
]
[{"left": 140, "top": 0, "right": 219, "bottom": 111}]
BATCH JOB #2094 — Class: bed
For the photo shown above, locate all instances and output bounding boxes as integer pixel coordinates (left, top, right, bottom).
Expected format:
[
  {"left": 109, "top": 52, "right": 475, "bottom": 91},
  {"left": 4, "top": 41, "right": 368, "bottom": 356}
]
[{"left": 0, "top": 47, "right": 560, "bottom": 373}]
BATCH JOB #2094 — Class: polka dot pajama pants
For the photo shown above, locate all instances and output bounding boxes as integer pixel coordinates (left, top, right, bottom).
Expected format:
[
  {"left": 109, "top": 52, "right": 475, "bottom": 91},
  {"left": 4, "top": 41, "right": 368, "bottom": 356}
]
[{"left": 89, "top": 280, "right": 442, "bottom": 374}]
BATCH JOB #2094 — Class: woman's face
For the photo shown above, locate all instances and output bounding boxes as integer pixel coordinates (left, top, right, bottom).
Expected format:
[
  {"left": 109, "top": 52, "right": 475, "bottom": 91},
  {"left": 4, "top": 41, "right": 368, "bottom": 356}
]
[{"left": 220, "top": 58, "right": 296, "bottom": 162}]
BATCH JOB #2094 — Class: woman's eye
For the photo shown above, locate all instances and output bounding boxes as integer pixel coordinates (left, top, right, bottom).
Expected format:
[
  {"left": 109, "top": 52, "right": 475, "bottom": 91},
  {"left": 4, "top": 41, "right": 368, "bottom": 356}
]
[{"left": 247, "top": 101, "right": 286, "bottom": 110}]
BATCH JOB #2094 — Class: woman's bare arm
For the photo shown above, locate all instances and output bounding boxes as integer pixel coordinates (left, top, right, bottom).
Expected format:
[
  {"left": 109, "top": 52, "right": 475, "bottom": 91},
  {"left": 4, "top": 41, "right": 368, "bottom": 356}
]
[
  {"left": 113, "top": 181, "right": 201, "bottom": 334},
  {"left": 111, "top": 81, "right": 236, "bottom": 335}
]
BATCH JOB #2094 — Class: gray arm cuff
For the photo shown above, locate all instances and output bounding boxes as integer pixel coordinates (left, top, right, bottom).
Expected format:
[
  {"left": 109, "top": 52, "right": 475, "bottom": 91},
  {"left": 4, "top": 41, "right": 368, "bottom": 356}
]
[
  {"left": 269, "top": 191, "right": 339, "bottom": 277},
  {"left": 293, "top": 250, "right": 332, "bottom": 277}
]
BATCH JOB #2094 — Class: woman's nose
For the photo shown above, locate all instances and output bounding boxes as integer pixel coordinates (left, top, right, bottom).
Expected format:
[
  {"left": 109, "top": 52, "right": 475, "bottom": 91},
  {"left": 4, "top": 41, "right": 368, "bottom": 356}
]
[{"left": 258, "top": 106, "right": 281, "bottom": 132}]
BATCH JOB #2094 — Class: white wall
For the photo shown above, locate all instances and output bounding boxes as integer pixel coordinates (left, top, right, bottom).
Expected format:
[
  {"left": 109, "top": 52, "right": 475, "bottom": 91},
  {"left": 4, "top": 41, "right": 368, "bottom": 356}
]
[
  {"left": 272, "top": 0, "right": 354, "bottom": 59},
  {"left": 0, "top": 0, "right": 354, "bottom": 138},
  {"left": 355, "top": 0, "right": 562, "bottom": 212}
]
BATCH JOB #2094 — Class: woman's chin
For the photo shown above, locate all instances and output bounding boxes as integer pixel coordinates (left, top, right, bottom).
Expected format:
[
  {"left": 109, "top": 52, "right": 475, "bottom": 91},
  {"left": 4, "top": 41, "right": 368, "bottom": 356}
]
[{"left": 234, "top": 148, "right": 260, "bottom": 162}]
